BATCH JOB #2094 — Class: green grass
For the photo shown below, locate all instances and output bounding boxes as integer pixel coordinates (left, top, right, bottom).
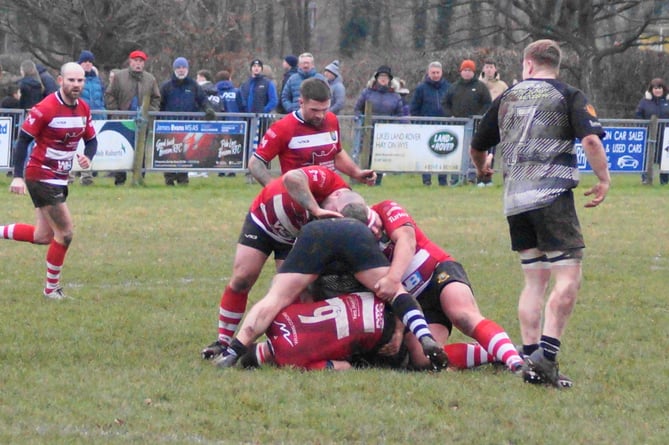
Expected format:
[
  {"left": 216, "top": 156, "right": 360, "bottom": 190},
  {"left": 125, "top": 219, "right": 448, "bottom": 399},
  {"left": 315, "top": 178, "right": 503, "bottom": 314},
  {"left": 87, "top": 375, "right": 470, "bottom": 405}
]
[{"left": 1, "top": 172, "right": 667, "bottom": 444}]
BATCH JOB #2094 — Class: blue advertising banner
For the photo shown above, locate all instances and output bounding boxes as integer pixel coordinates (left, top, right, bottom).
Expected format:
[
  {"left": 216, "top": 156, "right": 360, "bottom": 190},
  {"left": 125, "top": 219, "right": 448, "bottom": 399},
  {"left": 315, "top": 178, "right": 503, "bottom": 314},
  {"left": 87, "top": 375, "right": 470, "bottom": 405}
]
[
  {"left": 152, "top": 120, "right": 247, "bottom": 170},
  {"left": 577, "top": 127, "right": 646, "bottom": 172}
]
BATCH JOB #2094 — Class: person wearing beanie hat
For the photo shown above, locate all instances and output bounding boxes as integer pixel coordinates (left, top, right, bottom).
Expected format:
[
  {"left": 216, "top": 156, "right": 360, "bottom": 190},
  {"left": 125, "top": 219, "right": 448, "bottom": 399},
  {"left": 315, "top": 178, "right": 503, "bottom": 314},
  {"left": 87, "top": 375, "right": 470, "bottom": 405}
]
[
  {"left": 353, "top": 64, "right": 407, "bottom": 185},
  {"left": 240, "top": 57, "right": 278, "bottom": 114},
  {"left": 374, "top": 65, "right": 393, "bottom": 80},
  {"left": 77, "top": 49, "right": 105, "bottom": 185},
  {"left": 104, "top": 49, "right": 160, "bottom": 185},
  {"left": 459, "top": 59, "right": 476, "bottom": 72},
  {"left": 284, "top": 55, "right": 298, "bottom": 68},
  {"left": 173, "top": 57, "right": 189, "bottom": 71},
  {"left": 159, "top": 56, "right": 216, "bottom": 186},
  {"left": 323, "top": 60, "right": 345, "bottom": 115},
  {"left": 442, "top": 59, "right": 491, "bottom": 185},
  {"left": 78, "top": 50, "right": 95, "bottom": 64}
]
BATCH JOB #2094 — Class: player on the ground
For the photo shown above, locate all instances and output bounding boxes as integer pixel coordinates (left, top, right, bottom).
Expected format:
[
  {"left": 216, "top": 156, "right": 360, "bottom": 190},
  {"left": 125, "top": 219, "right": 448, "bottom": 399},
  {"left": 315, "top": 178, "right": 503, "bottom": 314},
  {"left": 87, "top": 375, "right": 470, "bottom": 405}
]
[
  {"left": 2, "top": 62, "right": 97, "bottom": 299},
  {"left": 327, "top": 197, "right": 525, "bottom": 374},
  {"left": 201, "top": 166, "right": 350, "bottom": 359},
  {"left": 240, "top": 291, "right": 501, "bottom": 372},
  {"left": 214, "top": 217, "right": 449, "bottom": 371}
]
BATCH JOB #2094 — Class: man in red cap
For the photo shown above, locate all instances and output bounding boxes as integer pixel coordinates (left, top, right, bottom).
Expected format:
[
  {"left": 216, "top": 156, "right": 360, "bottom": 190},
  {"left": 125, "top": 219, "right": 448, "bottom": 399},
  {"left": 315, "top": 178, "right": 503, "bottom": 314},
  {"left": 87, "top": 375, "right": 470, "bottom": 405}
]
[{"left": 104, "top": 50, "right": 161, "bottom": 185}]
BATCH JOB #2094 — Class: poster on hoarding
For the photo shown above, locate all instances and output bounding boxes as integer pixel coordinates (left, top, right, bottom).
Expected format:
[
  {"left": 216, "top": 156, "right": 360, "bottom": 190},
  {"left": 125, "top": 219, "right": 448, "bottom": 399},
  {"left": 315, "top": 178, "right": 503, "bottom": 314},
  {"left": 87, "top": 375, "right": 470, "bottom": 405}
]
[
  {"left": 370, "top": 123, "right": 466, "bottom": 173},
  {"left": 576, "top": 126, "right": 646, "bottom": 173},
  {"left": 152, "top": 120, "right": 247, "bottom": 170},
  {"left": 661, "top": 124, "right": 669, "bottom": 173},
  {"left": 0, "top": 117, "right": 13, "bottom": 168},
  {"left": 72, "top": 120, "right": 136, "bottom": 172}
]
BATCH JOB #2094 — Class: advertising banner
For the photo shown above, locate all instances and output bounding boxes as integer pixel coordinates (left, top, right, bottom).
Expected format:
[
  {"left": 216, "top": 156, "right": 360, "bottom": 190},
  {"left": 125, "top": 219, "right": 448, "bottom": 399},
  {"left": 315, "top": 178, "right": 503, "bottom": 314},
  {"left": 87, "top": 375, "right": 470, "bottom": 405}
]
[
  {"left": 0, "top": 116, "right": 12, "bottom": 168},
  {"left": 661, "top": 124, "right": 669, "bottom": 173},
  {"left": 577, "top": 127, "right": 646, "bottom": 172},
  {"left": 152, "top": 120, "right": 247, "bottom": 170},
  {"left": 73, "top": 120, "right": 136, "bottom": 172},
  {"left": 370, "top": 123, "right": 466, "bottom": 173}
]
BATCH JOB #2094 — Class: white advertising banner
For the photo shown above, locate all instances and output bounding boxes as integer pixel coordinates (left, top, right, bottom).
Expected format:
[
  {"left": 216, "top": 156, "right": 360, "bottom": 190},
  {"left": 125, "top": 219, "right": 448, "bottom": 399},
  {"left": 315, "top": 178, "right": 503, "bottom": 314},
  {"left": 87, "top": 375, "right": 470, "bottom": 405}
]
[
  {"left": 370, "top": 123, "right": 466, "bottom": 173},
  {"left": 661, "top": 124, "right": 669, "bottom": 173},
  {"left": 0, "top": 117, "right": 12, "bottom": 168},
  {"left": 72, "top": 120, "right": 136, "bottom": 172}
]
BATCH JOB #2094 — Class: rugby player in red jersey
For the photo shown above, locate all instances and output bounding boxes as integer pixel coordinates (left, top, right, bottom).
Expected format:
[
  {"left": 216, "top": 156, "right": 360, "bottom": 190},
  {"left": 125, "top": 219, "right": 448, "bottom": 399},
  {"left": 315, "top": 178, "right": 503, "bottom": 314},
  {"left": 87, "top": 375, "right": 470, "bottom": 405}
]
[
  {"left": 239, "top": 291, "right": 498, "bottom": 372},
  {"left": 321, "top": 196, "right": 526, "bottom": 374},
  {"left": 201, "top": 165, "right": 352, "bottom": 358},
  {"left": 248, "top": 77, "right": 376, "bottom": 186},
  {"left": 2, "top": 62, "right": 97, "bottom": 300}
]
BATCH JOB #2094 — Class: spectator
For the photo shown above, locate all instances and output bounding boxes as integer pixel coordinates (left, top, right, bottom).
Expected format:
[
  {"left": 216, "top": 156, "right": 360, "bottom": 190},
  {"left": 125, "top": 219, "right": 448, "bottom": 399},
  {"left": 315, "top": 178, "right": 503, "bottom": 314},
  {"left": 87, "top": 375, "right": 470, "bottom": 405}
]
[
  {"left": 479, "top": 59, "right": 509, "bottom": 101},
  {"left": 410, "top": 61, "right": 451, "bottom": 186},
  {"left": 1, "top": 84, "right": 21, "bottom": 108},
  {"left": 471, "top": 39, "right": 610, "bottom": 388},
  {"left": 478, "top": 60, "right": 509, "bottom": 187},
  {"left": 442, "top": 59, "right": 492, "bottom": 185},
  {"left": 105, "top": 49, "right": 161, "bottom": 185},
  {"left": 240, "top": 59, "right": 277, "bottom": 114},
  {"left": 18, "top": 60, "right": 44, "bottom": 109},
  {"left": 353, "top": 65, "right": 407, "bottom": 185},
  {"left": 635, "top": 77, "right": 669, "bottom": 185},
  {"left": 77, "top": 50, "right": 106, "bottom": 186},
  {"left": 196, "top": 69, "right": 220, "bottom": 111},
  {"left": 276, "top": 55, "right": 298, "bottom": 114},
  {"left": 159, "top": 57, "right": 216, "bottom": 186},
  {"left": 247, "top": 77, "right": 376, "bottom": 187},
  {"left": 214, "top": 70, "right": 245, "bottom": 114},
  {"left": 280, "top": 52, "right": 326, "bottom": 113},
  {"left": 323, "top": 60, "right": 345, "bottom": 115},
  {"left": 36, "top": 64, "right": 58, "bottom": 97}
]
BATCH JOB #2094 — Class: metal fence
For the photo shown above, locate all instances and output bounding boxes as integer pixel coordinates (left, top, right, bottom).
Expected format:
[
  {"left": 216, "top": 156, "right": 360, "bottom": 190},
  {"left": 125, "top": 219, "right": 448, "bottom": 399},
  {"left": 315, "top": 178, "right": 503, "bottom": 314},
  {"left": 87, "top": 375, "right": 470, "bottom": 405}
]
[{"left": 1, "top": 107, "right": 667, "bottom": 177}]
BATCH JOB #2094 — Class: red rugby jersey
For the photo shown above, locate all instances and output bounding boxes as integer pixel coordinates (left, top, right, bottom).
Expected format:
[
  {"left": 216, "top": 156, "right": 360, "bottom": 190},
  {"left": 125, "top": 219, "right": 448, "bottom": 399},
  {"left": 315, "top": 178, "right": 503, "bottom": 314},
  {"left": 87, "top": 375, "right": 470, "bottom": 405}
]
[
  {"left": 371, "top": 200, "right": 454, "bottom": 296},
  {"left": 22, "top": 91, "right": 95, "bottom": 185},
  {"left": 249, "top": 165, "right": 349, "bottom": 244},
  {"left": 254, "top": 111, "right": 341, "bottom": 173}
]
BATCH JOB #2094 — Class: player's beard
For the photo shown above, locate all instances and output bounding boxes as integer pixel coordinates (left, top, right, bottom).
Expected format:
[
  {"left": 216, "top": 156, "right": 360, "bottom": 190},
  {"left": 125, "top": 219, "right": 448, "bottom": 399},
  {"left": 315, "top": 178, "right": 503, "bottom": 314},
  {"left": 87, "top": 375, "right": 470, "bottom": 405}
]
[{"left": 62, "top": 87, "right": 81, "bottom": 104}]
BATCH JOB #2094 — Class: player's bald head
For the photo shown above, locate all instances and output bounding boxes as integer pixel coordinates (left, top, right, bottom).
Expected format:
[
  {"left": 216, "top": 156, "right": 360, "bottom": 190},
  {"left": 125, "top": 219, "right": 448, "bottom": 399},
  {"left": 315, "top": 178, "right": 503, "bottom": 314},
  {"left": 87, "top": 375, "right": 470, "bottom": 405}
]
[{"left": 60, "top": 62, "right": 84, "bottom": 77}]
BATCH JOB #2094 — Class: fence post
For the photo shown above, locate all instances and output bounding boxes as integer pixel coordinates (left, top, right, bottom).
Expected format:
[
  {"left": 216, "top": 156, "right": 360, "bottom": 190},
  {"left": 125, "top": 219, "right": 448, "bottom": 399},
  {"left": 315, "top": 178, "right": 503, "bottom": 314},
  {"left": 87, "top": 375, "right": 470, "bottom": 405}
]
[
  {"left": 131, "top": 95, "right": 151, "bottom": 186},
  {"left": 360, "top": 101, "right": 373, "bottom": 169}
]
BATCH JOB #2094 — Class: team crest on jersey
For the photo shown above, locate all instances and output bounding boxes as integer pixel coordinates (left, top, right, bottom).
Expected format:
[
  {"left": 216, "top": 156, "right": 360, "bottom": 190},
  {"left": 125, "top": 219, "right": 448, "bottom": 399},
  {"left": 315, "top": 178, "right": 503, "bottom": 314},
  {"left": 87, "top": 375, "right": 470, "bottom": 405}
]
[
  {"left": 436, "top": 271, "right": 450, "bottom": 284},
  {"left": 585, "top": 103, "right": 597, "bottom": 117}
]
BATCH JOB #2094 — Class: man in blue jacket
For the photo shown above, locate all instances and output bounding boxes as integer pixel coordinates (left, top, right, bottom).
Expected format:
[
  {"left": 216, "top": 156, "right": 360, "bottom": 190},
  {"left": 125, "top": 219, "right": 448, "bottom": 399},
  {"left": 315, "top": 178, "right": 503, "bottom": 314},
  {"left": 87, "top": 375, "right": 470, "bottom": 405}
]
[
  {"left": 410, "top": 61, "right": 451, "bottom": 186},
  {"left": 159, "top": 57, "right": 215, "bottom": 185},
  {"left": 281, "top": 52, "right": 327, "bottom": 113},
  {"left": 239, "top": 59, "right": 277, "bottom": 114}
]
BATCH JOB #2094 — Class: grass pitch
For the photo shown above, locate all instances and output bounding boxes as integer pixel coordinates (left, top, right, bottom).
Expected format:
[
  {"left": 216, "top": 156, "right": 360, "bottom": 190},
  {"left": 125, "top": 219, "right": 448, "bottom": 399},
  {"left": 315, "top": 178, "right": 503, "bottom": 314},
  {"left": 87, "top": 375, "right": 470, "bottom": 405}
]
[{"left": 0, "top": 172, "right": 667, "bottom": 444}]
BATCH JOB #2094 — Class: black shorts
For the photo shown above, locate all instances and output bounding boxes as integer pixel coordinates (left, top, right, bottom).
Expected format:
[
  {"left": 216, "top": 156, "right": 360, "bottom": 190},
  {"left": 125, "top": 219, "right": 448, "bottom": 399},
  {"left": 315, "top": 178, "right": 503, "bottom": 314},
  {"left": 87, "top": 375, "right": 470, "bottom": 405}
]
[
  {"left": 237, "top": 213, "right": 292, "bottom": 261},
  {"left": 25, "top": 180, "right": 68, "bottom": 208},
  {"left": 507, "top": 190, "right": 584, "bottom": 252},
  {"left": 416, "top": 261, "right": 472, "bottom": 334},
  {"left": 279, "top": 218, "right": 389, "bottom": 275}
]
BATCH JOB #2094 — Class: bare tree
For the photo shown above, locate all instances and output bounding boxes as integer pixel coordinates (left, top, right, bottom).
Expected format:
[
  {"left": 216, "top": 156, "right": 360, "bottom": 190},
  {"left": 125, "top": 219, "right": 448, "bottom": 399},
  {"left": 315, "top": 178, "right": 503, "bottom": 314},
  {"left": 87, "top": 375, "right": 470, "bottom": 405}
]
[{"left": 479, "top": 0, "right": 669, "bottom": 102}]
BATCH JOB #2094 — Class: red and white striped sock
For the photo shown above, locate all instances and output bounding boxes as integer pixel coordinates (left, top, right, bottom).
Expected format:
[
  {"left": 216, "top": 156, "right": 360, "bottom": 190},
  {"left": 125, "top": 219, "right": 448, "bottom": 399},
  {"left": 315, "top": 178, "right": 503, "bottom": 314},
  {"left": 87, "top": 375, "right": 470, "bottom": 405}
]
[
  {"left": 471, "top": 318, "right": 524, "bottom": 371},
  {"left": 217, "top": 285, "right": 248, "bottom": 347},
  {"left": 1, "top": 224, "right": 35, "bottom": 243},
  {"left": 444, "top": 342, "right": 494, "bottom": 369},
  {"left": 44, "top": 240, "right": 68, "bottom": 295}
]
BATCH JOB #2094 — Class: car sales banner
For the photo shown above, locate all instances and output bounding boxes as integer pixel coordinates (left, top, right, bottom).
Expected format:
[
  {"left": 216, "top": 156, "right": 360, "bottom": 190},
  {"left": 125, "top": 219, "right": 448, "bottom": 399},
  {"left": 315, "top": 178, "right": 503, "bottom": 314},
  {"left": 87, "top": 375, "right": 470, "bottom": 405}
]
[
  {"left": 152, "top": 120, "right": 247, "bottom": 170},
  {"left": 577, "top": 126, "right": 646, "bottom": 173}
]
